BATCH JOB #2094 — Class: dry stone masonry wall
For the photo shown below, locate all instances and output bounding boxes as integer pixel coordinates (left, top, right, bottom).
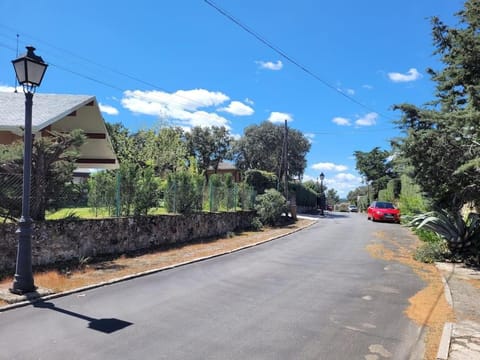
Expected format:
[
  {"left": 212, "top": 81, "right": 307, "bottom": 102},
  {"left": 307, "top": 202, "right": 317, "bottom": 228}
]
[{"left": 0, "top": 211, "right": 255, "bottom": 272}]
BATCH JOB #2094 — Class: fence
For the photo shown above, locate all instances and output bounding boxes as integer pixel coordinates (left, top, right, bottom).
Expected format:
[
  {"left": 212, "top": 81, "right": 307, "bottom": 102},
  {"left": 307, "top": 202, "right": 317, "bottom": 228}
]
[{"left": 0, "top": 172, "right": 256, "bottom": 221}]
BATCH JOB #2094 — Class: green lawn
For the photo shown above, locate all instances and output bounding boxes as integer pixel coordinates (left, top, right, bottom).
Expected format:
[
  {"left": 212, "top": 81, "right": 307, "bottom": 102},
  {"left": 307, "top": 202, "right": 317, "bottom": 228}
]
[{"left": 46, "top": 207, "right": 169, "bottom": 220}]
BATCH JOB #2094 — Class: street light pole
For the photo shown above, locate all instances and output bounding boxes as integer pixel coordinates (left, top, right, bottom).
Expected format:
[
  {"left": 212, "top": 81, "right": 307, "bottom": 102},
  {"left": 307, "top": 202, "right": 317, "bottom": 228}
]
[
  {"left": 10, "top": 46, "right": 48, "bottom": 295},
  {"left": 319, "top": 172, "right": 325, "bottom": 216}
]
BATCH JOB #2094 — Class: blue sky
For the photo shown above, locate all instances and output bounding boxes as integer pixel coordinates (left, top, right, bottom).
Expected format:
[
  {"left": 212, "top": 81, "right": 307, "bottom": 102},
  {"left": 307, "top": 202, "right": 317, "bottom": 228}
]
[{"left": 0, "top": 0, "right": 465, "bottom": 197}]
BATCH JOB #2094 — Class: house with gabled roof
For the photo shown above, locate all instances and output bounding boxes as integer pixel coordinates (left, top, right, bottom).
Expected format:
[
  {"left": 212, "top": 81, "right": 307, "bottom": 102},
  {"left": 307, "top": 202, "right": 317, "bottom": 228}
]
[
  {"left": 0, "top": 92, "right": 118, "bottom": 170},
  {"left": 206, "top": 161, "right": 241, "bottom": 182}
]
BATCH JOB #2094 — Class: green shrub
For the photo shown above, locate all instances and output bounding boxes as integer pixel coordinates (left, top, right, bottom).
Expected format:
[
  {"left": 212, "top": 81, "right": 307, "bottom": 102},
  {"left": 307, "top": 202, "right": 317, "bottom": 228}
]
[
  {"left": 133, "top": 166, "right": 160, "bottom": 216},
  {"left": 166, "top": 171, "right": 204, "bottom": 213},
  {"left": 415, "top": 228, "right": 441, "bottom": 243},
  {"left": 414, "top": 240, "right": 450, "bottom": 263},
  {"left": 289, "top": 182, "right": 317, "bottom": 207},
  {"left": 254, "top": 188, "right": 287, "bottom": 225},
  {"left": 250, "top": 217, "right": 263, "bottom": 231},
  {"left": 245, "top": 169, "right": 277, "bottom": 195},
  {"left": 408, "top": 209, "right": 480, "bottom": 255},
  {"left": 398, "top": 174, "right": 427, "bottom": 215}
]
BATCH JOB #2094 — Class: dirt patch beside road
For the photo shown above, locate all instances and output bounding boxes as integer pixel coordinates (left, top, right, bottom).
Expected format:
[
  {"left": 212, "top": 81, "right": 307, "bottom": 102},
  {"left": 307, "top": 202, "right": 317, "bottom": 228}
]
[
  {"left": 0, "top": 218, "right": 315, "bottom": 307},
  {"left": 366, "top": 229, "right": 455, "bottom": 360}
]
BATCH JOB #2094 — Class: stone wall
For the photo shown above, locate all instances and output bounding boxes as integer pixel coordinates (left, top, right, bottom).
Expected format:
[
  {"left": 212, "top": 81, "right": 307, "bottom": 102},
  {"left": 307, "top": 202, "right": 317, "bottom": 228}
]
[{"left": 0, "top": 211, "right": 255, "bottom": 273}]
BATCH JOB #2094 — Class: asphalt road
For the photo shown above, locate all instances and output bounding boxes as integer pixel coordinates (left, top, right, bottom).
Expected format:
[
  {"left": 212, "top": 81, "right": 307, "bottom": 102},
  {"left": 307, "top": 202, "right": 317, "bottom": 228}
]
[{"left": 0, "top": 213, "right": 426, "bottom": 360}]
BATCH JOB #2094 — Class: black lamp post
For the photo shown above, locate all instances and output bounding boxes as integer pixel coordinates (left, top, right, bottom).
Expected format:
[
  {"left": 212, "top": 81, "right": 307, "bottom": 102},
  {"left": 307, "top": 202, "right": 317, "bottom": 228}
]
[
  {"left": 10, "top": 46, "right": 48, "bottom": 295},
  {"left": 319, "top": 172, "right": 325, "bottom": 216}
]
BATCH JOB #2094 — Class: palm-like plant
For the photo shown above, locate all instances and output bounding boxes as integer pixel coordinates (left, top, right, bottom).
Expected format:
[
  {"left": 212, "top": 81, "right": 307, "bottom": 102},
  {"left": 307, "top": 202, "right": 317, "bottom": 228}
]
[{"left": 408, "top": 209, "right": 480, "bottom": 256}]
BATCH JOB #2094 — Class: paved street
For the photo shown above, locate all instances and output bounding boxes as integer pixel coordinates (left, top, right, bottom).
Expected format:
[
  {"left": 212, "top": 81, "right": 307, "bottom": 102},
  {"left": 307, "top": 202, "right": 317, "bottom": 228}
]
[{"left": 0, "top": 213, "right": 426, "bottom": 359}]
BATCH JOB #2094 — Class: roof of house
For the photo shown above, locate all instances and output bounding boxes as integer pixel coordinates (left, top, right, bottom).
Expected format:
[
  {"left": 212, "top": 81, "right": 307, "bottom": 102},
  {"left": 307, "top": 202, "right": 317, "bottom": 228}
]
[
  {"left": 207, "top": 161, "right": 238, "bottom": 171},
  {"left": 0, "top": 92, "right": 118, "bottom": 170},
  {"left": 0, "top": 92, "right": 94, "bottom": 132}
]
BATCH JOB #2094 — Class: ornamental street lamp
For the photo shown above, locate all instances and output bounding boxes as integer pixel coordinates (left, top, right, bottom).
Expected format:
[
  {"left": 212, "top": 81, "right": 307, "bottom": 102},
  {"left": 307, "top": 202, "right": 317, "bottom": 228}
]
[
  {"left": 10, "top": 46, "right": 48, "bottom": 295},
  {"left": 319, "top": 172, "right": 325, "bottom": 216}
]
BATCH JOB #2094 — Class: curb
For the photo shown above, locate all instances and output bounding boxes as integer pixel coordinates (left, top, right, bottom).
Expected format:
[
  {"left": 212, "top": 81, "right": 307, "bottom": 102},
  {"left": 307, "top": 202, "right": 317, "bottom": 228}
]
[
  {"left": 435, "top": 263, "right": 455, "bottom": 360},
  {"left": 1, "top": 218, "right": 318, "bottom": 313},
  {"left": 437, "top": 322, "right": 453, "bottom": 360}
]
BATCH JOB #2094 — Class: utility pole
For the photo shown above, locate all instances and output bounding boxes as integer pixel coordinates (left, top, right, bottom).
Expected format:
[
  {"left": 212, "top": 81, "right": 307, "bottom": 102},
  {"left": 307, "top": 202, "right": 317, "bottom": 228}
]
[{"left": 283, "top": 119, "right": 288, "bottom": 201}]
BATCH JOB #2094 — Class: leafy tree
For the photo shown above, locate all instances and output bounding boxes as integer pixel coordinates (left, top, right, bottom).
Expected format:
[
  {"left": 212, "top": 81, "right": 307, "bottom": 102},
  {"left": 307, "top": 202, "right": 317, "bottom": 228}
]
[
  {"left": 106, "top": 122, "right": 188, "bottom": 176},
  {"left": 326, "top": 188, "right": 340, "bottom": 207},
  {"left": 0, "top": 129, "right": 85, "bottom": 220},
  {"left": 165, "top": 171, "right": 204, "bottom": 213},
  {"left": 244, "top": 169, "right": 277, "bottom": 195},
  {"left": 113, "top": 161, "right": 138, "bottom": 216},
  {"left": 131, "top": 129, "right": 158, "bottom": 168},
  {"left": 354, "top": 147, "right": 394, "bottom": 200},
  {"left": 106, "top": 122, "right": 134, "bottom": 164},
  {"left": 398, "top": 174, "right": 427, "bottom": 215},
  {"left": 233, "top": 121, "right": 310, "bottom": 180},
  {"left": 427, "top": 1, "right": 480, "bottom": 111},
  {"left": 394, "top": 0, "right": 480, "bottom": 259},
  {"left": 88, "top": 170, "right": 116, "bottom": 216},
  {"left": 133, "top": 165, "right": 160, "bottom": 216},
  {"left": 156, "top": 126, "right": 188, "bottom": 175},
  {"left": 186, "top": 126, "right": 233, "bottom": 179},
  {"left": 392, "top": 0, "right": 480, "bottom": 211}
]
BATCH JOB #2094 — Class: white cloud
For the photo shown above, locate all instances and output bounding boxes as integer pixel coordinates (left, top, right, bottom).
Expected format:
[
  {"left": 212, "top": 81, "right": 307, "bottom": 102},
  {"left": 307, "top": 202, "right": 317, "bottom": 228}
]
[
  {"left": 388, "top": 68, "right": 422, "bottom": 82},
  {"left": 99, "top": 103, "right": 119, "bottom": 115},
  {"left": 328, "top": 172, "right": 363, "bottom": 197},
  {"left": 355, "top": 112, "right": 378, "bottom": 126},
  {"left": 244, "top": 98, "right": 254, "bottom": 105},
  {"left": 218, "top": 101, "right": 254, "bottom": 116},
  {"left": 304, "top": 171, "right": 363, "bottom": 198},
  {"left": 0, "top": 85, "right": 16, "bottom": 92},
  {"left": 332, "top": 117, "right": 351, "bottom": 126},
  {"left": 304, "top": 132, "right": 315, "bottom": 144},
  {"left": 312, "top": 162, "right": 348, "bottom": 172},
  {"left": 256, "top": 60, "right": 283, "bottom": 71},
  {"left": 121, "top": 88, "right": 231, "bottom": 129},
  {"left": 362, "top": 84, "right": 373, "bottom": 90},
  {"left": 346, "top": 88, "right": 355, "bottom": 95},
  {"left": 268, "top": 111, "right": 293, "bottom": 123}
]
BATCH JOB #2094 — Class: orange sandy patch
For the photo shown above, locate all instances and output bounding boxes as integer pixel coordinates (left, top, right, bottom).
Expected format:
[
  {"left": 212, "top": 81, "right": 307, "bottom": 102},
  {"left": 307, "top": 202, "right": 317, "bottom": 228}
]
[
  {"left": 366, "top": 232, "right": 455, "bottom": 360},
  {"left": 467, "top": 278, "right": 480, "bottom": 290}
]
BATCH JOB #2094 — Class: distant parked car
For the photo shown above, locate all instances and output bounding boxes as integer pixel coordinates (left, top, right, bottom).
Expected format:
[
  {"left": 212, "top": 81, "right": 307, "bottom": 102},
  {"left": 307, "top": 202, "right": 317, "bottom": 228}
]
[
  {"left": 367, "top": 201, "right": 400, "bottom": 223},
  {"left": 348, "top": 205, "right": 358, "bottom": 212}
]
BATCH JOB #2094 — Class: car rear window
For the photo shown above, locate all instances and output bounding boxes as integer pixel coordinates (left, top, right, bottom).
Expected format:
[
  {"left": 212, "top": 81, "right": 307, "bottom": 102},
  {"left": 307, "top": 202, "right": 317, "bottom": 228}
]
[{"left": 377, "top": 202, "right": 395, "bottom": 209}]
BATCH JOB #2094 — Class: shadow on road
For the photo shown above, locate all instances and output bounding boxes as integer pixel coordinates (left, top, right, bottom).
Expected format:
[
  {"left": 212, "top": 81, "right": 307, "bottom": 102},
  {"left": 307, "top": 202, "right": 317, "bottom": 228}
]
[{"left": 33, "top": 300, "right": 133, "bottom": 334}]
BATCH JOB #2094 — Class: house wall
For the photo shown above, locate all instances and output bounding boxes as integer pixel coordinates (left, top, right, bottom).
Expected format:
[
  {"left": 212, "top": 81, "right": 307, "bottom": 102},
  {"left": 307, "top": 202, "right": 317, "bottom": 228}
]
[
  {"left": 0, "top": 211, "right": 255, "bottom": 272},
  {"left": 0, "top": 131, "right": 21, "bottom": 144},
  {"left": 206, "top": 169, "right": 242, "bottom": 182}
]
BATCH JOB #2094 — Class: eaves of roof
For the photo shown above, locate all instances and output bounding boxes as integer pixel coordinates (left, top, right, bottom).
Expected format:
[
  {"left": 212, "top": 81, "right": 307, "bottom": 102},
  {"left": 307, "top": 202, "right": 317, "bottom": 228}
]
[{"left": 0, "top": 92, "right": 95, "bottom": 133}]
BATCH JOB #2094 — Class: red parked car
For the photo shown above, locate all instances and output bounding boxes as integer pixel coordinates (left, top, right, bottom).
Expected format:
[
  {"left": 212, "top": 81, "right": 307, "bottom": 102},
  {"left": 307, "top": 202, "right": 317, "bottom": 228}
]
[{"left": 367, "top": 201, "right": 400, "bottom": 223}]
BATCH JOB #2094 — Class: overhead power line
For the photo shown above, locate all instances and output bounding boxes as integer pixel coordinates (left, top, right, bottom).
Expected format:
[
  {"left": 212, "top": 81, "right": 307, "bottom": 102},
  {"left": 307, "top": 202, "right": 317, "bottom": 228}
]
[
  {"left": 204, "top": 0, "right": 393, "bottom": 121},
  {"left": 0, "top": 25, "right": 217, "bottom": 111}
]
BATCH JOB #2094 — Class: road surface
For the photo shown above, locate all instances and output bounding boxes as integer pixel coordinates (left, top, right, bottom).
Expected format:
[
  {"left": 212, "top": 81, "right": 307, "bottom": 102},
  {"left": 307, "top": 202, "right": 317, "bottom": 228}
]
[{"left": 0, "top": 212, "right": 425, "bottom": 359}]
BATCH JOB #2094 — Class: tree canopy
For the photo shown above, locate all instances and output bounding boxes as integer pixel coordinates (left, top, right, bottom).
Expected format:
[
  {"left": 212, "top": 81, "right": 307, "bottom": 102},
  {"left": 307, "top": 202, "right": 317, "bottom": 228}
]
[
  {"left": 185, "top": 126, "right": 232, "bottom": 178},
  {"left": 0, "top": 129, "right": 85, "bottom": 220},
  {"left": 233, "top": 121, "right": 310, "bottom": 180},
  {"left": 393, "top": 0, "right": 480, "bottom": 211},
  {"left": 354, "top": 147, "right": 394, "bottom": 200}
]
